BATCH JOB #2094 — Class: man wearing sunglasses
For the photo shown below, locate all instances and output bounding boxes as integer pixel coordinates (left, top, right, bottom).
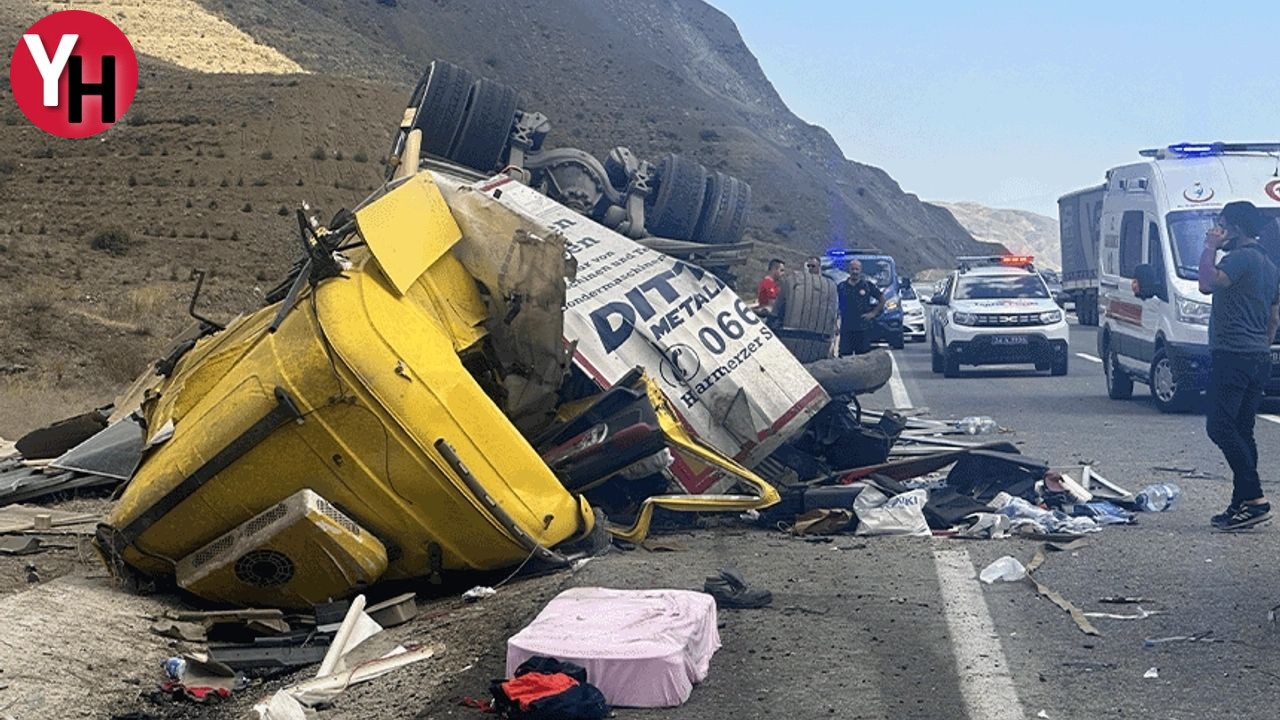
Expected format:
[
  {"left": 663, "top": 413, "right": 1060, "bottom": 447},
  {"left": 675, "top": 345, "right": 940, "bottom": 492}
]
[{"left": 1199, "top": 201, "right": 1280, "bottom": 530}]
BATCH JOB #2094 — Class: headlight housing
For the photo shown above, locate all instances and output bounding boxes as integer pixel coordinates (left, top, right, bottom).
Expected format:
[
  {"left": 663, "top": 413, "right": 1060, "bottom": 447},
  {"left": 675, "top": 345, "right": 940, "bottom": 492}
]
[
  {"left": 1176, "top": 294, "right": 1211, "bottom": 326},
  {"left": 1039, "top": 309, "right": 1063, "bottom": 324},
  {"left": 884, "top": 297, "right": 900, "bottom": 311},
  {"left": 952, "top": 311, "right": 979, "bottom": 326}
]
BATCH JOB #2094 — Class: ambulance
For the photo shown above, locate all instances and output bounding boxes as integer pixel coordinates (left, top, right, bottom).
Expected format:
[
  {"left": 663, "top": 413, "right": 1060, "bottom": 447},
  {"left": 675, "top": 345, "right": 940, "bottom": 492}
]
[{"left": 1086, "top": 143, "right": 1280, "bottom": 412}]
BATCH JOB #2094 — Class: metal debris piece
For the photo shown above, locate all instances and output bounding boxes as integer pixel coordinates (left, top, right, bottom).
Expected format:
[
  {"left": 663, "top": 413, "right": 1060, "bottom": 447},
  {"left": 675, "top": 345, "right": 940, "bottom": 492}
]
[
  {"left": 1143, "top": 632, "right": 1215, "bottom": 647},
  {"left": 1084, "top": 607, "right": 1162, "bottom": 620},
  {"left": 0, "top": 536, "right": 44, "bottom": 556},
  {"left": 49, "top": 419, "right": 145, "bottom": 481}
]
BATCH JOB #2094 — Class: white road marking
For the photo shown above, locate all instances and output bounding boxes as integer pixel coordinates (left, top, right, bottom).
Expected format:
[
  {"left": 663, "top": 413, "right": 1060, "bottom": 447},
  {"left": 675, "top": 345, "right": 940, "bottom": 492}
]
[
  {"left": 1075, "top": 352, "right": 1103, "bottom": 364},
  {"left": 888, "top": 351, "right": 1026, "bottom": 720},
  {"left": 933, "top": 548, "right": 1027, "bottom": 720},
  {"left": 886, "top": 351, "right": 913, "bottom": 409},
  {"left": 1260, "top": 415, "right": 1280, "bottom": 426}
]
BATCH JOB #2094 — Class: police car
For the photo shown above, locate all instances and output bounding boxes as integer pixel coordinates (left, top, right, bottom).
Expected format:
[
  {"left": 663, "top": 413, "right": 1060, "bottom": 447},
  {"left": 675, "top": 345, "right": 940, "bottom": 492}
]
[{"left": 927, "top": 256, "right": 1070, "bottom": 377}]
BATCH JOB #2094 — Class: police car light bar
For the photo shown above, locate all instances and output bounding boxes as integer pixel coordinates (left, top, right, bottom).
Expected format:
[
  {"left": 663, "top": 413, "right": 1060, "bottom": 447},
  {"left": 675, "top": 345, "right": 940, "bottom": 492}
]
[
  {"left": 1139, "top": 142, "right": 1280, "bottom": 159},
  {"left": 956, "top": 255, "right": 1035, "bottom": 268}
]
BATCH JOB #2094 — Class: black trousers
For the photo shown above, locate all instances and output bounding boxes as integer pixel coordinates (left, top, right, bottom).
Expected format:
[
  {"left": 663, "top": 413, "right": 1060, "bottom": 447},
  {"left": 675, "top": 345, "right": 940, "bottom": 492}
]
[
  {"left": 1206, "top": 351, "right": 1271, "bottom": 504},
  {"left": 839, "top": 329, "right": 872, "bottom": 356}
]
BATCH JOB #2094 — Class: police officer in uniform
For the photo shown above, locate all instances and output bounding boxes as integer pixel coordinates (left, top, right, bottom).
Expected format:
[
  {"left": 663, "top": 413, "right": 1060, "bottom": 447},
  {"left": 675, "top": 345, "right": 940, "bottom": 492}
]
[{"left": 837, "top": 259, "right": 884, "bottom": 356}]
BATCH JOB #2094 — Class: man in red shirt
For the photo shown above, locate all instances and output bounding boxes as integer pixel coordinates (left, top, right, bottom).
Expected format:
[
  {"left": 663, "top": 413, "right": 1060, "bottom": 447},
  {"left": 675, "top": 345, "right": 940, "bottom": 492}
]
[{"left": 756, "top": 258, "right": 785, "bottom": 312}]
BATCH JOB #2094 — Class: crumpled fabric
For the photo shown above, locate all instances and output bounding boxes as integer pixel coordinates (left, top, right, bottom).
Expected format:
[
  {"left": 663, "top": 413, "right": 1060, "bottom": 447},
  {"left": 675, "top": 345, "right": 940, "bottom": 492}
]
[{"left": 991, "top": 493, "right": 1099, "bottom": 535}]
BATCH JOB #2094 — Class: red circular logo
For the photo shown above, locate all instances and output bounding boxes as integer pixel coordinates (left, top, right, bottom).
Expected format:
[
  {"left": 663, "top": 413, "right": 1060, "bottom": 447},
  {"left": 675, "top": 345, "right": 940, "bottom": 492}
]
[
  {"left": 9, "top": 11, "right": 138, "bottom": 138},
  {"left": 1267, "top": 180, "right": 1280, "bottom": 203}
]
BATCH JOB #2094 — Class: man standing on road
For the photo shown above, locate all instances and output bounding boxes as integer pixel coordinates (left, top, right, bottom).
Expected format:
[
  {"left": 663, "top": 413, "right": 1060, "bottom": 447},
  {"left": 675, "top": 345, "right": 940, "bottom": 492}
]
[
  {"left": 755, "top": 258, "right": 785, "bottom": 315},
  {"left": 837, "top": 259, "right": 884, "bottom": 356},
  {"left": 1199, "top": 201, "right": 1280, "bottom": 530}
]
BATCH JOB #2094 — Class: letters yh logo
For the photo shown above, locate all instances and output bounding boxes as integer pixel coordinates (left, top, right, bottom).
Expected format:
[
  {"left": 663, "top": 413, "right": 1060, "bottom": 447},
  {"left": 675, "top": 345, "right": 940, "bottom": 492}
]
[{"left": 9, "top": 11, "right": 138, "bottom": 138}]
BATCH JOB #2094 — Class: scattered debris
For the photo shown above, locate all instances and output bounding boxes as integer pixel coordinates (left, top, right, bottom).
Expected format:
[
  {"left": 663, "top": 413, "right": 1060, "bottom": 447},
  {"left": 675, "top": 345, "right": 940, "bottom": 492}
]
[
  {"left": 1143, "top": 667, "right": 1159, "bottom": 679},
  {"left": 490, "top": 657, "right": 609, "bottom": 720},
  {"left": 980, "top": 556, "right": 1027, "bottom": 583},
  {"left": 1084, "top": 607, "right": 1162, "bottom": 620},
  {"left": 1100, "top": 596, "right": 1146, "bottom": 605},
  {"left": 463, "top": 586, "right": 498, "bottom": 603},
  {"left": 366, "top": 592, "right": 418, "bottom": 628},
  {"left": 1144, "top": 632, "right": 1216, "bottom": 647},
  {"left": 704, "top": 567, "right": 772, "bottom": 609},
  {"left": 0, "top": 536, "right": 46, "bottom": 556}
]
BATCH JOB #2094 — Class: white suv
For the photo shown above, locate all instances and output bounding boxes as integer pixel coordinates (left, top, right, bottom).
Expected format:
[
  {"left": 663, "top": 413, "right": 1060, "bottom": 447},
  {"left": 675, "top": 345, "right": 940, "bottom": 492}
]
[{"left": 928, "top": 257, "right": 1070, "bottom": 377}]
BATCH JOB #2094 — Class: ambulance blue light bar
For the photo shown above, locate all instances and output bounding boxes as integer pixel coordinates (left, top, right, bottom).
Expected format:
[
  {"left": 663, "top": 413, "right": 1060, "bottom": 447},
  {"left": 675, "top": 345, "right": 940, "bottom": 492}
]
[{"left": 1139, "top": 142, "right": 1280, "bottom": 159}]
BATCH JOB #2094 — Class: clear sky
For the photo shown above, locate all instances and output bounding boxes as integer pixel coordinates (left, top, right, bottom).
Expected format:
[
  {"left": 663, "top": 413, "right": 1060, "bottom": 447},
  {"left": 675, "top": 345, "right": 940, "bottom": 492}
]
[{"left": 708, "top": 0, "right": 1280, "bottom": 217}]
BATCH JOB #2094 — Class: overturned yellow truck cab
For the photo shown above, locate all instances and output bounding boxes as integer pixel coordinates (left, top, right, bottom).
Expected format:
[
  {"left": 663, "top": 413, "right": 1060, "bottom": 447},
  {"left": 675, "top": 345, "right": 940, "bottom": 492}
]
[{"left": 97, "top": 173, "right": 597, "bottom": 607}]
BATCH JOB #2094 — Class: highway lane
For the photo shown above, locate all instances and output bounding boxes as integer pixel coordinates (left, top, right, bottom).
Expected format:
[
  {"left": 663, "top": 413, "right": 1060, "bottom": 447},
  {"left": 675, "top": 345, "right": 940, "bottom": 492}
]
[{"left": 887, "top": 320, "right": 1280, "bottom": 720}]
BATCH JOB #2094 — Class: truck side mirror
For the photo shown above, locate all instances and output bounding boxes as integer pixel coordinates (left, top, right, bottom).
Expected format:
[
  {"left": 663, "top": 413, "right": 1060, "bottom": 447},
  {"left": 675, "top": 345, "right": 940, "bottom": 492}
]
[
  {"left": 1133, "top": 264, "right": 1163, "bottom": 300},
  {"left": 931, "top": 293, "right": 948, "bottom": 306}
]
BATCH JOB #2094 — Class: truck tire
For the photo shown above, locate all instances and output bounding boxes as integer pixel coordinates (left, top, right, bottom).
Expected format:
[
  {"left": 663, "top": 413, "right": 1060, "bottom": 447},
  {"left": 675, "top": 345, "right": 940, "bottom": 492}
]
[
  {"left": 411, "top": 61, "right": 475, "bottom": 159},
  {"left": 889, "top": 330, "right": 905, "bottom": 350},
  {"left": 646, "top": 154, "right": 707, "bottom": 240},
  {"left": 1149, "top": 346, "right": 1194, "bottom": 413},
  {"left": 776, "top": 272, "right": 839, "bottom": 363},
  {"left": 931, "top": 341, "right": 944, "bottom": 373},
  {"left": 449, "top": 78, "right": 521, "bottom": 172},
  {"left": 692, "top": 172, "right": 751, "bottom": 245},
  {"left": 1103, "top": 345, "right": 1133, "bottom": 399}
]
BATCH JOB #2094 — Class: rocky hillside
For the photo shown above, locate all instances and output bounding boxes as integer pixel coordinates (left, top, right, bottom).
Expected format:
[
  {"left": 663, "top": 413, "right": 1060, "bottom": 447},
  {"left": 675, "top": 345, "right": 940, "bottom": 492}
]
[
  {"left": 0, "top": 0, "right": 988, "bottom": 434},
  {"left": 932, "top": 202, "right": 1061, "bottom": 270},
  {"left": 194, "top": 0, "right": 984, "bottom": 270}
]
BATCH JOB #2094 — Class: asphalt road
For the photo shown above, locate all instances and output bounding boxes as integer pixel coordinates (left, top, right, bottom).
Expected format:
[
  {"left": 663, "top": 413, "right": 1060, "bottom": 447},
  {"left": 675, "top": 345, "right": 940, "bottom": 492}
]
[
  {"left": 883, "top": 319, "right": 1280, "bottom": 720},
  {"left": 421, "top": 319, "right": 1280, "bottom": 720}
]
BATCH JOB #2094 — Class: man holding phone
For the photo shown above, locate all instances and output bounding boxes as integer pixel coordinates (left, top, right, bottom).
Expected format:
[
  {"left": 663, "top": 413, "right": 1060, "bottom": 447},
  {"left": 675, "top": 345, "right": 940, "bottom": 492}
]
[{"left": 1199, "top": 201, "right": 1280, "bottom": 530}]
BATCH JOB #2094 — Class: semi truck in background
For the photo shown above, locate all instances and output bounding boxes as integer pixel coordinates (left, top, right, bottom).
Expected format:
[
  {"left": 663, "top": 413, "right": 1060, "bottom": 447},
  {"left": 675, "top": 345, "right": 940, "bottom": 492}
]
[
  {"left": 1058, "top": 185, "right": 1105, "bottom": 325},
  {"left": 1060, "top": 142, "right": 1280, "bottom": 412}
]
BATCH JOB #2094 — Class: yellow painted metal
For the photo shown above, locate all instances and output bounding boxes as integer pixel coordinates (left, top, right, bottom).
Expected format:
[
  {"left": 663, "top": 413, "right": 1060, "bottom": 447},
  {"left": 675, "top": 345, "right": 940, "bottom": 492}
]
[
  {"left": 174, "top": 489, "right": 389, "bottom": 609},
  {"left": 357, "top": 172, "right": 459, "bottom": 295},
  {"left": 104, "top": 190, "right": 594, "bottom": 593},
  {"left": 606, "top": 374, "right": 782, "bottom": 544}
]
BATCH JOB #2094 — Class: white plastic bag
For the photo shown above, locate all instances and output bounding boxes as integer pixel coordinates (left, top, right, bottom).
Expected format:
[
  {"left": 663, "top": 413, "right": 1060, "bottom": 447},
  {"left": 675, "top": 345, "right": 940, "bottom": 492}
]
[
  {"left": 853, "top": 487, "right": 930, "bottom": 537},
  {"left": 979, "top": 555, "right": 1027, "bottom": 583}
]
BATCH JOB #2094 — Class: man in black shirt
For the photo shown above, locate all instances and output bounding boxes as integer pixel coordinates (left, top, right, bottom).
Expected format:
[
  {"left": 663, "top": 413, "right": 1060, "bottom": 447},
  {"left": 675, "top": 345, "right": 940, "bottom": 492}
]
[
  {"left": 837, "top": 260, "right": 884, "bottom": 356},
  {"left": 1199, "top": 201, "right": 1280, "bottom": 530}
]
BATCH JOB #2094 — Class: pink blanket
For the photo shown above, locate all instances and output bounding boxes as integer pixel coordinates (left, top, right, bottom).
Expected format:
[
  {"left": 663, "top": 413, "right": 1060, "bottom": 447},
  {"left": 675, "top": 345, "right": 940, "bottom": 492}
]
[{"left": 506, "top": 587, "right": 720, "bottom": 708}]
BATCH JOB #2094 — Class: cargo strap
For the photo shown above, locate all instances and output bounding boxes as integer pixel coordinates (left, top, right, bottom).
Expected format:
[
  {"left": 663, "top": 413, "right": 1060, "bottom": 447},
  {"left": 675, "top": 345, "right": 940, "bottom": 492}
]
[{"left": 117, "top": 387, "right": 303, "bottom": 547}]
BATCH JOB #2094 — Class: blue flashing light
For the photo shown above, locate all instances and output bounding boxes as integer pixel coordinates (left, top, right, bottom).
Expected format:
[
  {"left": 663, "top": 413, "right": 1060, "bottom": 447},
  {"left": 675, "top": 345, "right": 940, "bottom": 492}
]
[{"left": 1167, "top": 142, "right": 1221, "bottom": 157}]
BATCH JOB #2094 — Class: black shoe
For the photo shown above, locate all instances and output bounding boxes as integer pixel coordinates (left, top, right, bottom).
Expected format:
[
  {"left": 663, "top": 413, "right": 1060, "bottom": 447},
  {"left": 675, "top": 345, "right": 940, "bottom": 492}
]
[
  {"left": 1212, "top": 502, "right": 1271, "bottom": 531},
  {"left": 704, "top": 567, "right": 772, "bottom": 608},
  {"left": 1210, "top": 502, "right": 1244, "bottom": 527}
]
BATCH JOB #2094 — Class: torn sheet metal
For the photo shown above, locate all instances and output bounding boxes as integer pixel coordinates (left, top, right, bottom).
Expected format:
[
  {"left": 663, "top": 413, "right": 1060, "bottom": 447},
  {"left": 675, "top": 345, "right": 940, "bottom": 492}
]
[
  {"left": 0, "top": 462, "right": 117, "bottom": 508},
  {"left": 435, "top": 173, "right": 575, "bottom": 433},
  {"left": 49, "top": 418, "right": 145, "bottom": 481},
  {"left": 357, "top": 171, "right": 462, "bottom": 295},
  {"left": 460, "top": 175, "right": 827, "bottom": 494},
  {"left": 605, "top": 374, "right": 780, "bottom": 543}
]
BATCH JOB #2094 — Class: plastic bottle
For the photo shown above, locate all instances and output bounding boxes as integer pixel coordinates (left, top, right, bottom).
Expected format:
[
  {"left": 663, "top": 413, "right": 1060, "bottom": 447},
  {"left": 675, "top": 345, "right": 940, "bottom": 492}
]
[
  {"left": 956, "top": 416, "right": 998, "bottom": 435},
  {"left": 1134, "top": 483, "right": 1181, "bottom": 512},
  {"left": 979, "top": 556, "right": 1027, "bottom": 584}
]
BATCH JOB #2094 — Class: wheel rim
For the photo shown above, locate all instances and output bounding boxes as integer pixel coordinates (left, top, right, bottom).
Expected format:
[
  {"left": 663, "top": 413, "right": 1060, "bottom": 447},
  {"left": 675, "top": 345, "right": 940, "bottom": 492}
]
[
  {"left": 1153, "top": 358, "right": 1177, "bottom": 402},
  {"left": 1104, "top": 351, "right": 1114, "bottom": 388}
]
